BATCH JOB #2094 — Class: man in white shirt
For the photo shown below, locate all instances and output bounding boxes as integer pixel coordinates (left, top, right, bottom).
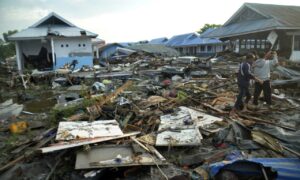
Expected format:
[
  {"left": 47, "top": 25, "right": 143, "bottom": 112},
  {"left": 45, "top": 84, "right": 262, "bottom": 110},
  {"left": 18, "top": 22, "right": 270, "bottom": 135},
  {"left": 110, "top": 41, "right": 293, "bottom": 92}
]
[{"left": 252, "top": 51, "right": 278, "bottom": 107}]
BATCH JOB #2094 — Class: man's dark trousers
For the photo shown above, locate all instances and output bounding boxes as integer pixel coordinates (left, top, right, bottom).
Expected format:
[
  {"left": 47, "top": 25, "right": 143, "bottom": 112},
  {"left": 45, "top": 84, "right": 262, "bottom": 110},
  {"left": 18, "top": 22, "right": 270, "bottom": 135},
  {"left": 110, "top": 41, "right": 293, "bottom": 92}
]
[
  {"left": 234, "top": 84, "right": 251, "bottom": 110},
  {"left": 253, "top": 80, "right": 271, "bottom": 105}
]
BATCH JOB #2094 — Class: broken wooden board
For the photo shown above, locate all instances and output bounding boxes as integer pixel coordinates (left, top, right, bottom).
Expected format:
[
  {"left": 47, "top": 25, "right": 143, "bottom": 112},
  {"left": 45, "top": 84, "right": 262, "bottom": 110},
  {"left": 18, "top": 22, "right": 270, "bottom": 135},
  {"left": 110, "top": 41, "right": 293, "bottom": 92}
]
[
  {"left": 159, "top": 107, "right": 222, "bottom": 129},
  {"left": 40, "top": 131, "right": 140, "bottom": 153},
  {"left": 180, "top": 107, "right": 223, "bottom": 127},
  {"left": 0, "top": 99, "right": 23, "bottom": 121},
  {"left": 56, "top": 120, "right": 123, "bottom": 141},
  {"left": 156, "top": 106, "right": 206, "bottom": 146},
  {"left": 75, "top": 144, "right": 165, "bottom": 169},
  {"left": 156, "top": 127, "right": 202, "bottom": 146}
]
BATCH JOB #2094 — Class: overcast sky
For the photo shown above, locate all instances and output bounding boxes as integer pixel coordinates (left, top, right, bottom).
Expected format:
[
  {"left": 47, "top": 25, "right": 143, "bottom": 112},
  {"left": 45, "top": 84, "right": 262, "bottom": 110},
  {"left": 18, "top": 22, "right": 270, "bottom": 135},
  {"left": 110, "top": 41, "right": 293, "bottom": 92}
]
[{"left": 1, "top": 0, "right": 300, "bottom": 43}]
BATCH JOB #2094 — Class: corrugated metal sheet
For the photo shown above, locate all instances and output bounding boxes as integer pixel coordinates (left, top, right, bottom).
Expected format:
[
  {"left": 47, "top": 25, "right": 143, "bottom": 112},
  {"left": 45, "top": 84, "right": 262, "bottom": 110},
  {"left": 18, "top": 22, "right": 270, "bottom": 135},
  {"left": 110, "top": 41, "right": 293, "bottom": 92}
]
[
  {"left": 128, "top": 44, "right": 179, "bottom": 57},
  {"left": 246, "top": 3, "right": 300, "bottom": 27},
  {"left": 203, "top": 3, "right": 300, "bottom": 38},
  {"left": 166, "top": 32, "right": 222, "bottom": 47},
  {"left": 210, "top": 158, "right": 300, "bottom": 180},
  {"left": 9, "top": 26, "right": 97, "bottom": 40},
  {"left": 165, "top": 33, "right": 194, "bottom": 47},
  {"left": 8, "top": 12, "right": 97, "bottom": 40},
  {"left": 203, "top": 18, "right": 279, "bottom": 38}
]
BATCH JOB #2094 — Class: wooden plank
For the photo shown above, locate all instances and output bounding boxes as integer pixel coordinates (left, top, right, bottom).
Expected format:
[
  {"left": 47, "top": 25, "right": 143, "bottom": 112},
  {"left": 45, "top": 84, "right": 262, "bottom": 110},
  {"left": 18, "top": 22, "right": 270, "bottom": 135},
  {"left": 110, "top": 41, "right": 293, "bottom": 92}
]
[{"left": 39, "top": 131, "right": 140, "bottom": 153}]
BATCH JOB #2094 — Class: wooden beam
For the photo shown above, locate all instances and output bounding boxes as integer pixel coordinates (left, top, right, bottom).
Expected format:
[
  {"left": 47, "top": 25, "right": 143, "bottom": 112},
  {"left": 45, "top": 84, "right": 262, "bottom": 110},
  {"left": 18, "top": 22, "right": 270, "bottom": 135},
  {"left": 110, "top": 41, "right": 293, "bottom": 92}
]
[{"left": 39, "top": 131, "right": 140, "bottom": 153}]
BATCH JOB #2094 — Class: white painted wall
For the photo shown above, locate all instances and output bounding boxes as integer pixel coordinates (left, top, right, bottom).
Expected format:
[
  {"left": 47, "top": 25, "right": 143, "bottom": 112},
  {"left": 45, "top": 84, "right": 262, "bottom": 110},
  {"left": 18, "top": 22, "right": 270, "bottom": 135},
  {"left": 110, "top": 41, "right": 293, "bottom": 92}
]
[{"left": 53, "top": 37, "right": 92, "bottom": 57}]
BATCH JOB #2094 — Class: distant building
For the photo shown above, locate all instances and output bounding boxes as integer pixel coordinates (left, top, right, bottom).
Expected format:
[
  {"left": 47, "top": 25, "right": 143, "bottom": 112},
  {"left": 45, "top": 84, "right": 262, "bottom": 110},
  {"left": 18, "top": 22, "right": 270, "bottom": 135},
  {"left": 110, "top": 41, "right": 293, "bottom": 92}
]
[
  {"left": 92, "top": 38, "right": 105, "bottom": 59},
  {"left": 8, "top": 12, "right": 99, "bottom": 71},
  {"left": 165, "top": 30, "right": 225, "bottom": 57},
  {"left": 98, "top": 43, "right": 128, "bottom": 61},
  {"left": 202, "top": 3, "right": 300, "bottom": 62},
  {"left": 149, "top": 37, "right": 168, "bottom": 45}
]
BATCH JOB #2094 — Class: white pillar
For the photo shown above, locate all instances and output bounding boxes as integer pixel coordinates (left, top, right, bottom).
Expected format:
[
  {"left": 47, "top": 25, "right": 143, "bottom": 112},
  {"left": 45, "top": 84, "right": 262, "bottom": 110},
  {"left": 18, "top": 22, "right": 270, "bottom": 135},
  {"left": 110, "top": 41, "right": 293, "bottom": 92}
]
[
  {"left": 96, "top": 47, "right": 99, "bottom": 59},
  {"left": 15, "top": 41, "right": 22, "bottom": 73},
  {"left": 51, "top": 37, "right": 55, "bottom": 69}
]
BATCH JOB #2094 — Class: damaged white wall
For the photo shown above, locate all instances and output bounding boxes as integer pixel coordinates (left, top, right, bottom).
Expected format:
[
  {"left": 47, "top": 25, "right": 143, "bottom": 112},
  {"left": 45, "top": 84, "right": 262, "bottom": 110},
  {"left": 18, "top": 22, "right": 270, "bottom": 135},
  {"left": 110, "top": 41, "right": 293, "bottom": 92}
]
[{"left": 54, "top": 37, "right": 92, "bottom": 57}]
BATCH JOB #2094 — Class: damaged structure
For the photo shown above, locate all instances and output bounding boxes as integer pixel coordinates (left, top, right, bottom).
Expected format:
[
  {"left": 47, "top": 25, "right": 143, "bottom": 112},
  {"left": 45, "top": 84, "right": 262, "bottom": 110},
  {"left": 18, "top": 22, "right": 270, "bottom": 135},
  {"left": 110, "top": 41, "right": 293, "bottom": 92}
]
[
  {"left": 8, "top": 12, "right": 98, "bottom": 72},
  {"left": 1, "top": 2, "right": 300, "bottom": 180},
  {"left": 203, "top": 3, "right": 300, "bottom": 61}
]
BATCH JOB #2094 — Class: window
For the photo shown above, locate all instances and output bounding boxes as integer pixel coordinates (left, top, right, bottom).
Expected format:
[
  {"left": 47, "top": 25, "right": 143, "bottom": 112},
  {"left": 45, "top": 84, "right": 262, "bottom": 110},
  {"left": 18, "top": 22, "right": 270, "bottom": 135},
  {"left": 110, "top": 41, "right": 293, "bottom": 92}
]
[
  {"left": 207, "top": 46, "right": 212, "bottom": 52},
  {"left": 261, "top": 40, "right": 266, "bottom": 49},
  {"left": 83, "top": 44, "right": 86, "bottom": 47},
  {"left": 294, "top": 36, "right": 300, "bottom": 50},
  {"left": 246, "top": 39, "right": 251, "bottom": 49},
  {"left": 61, "top": 44, "right": 64, "bottom": 47},
  {"left": 78, "top": 44, "right": 81, "bottom": 47},
  {"left": 256, "top": 40, "right": 261, "bottom": 49},
  {"left": 251, "top": 39, "right": 255, "bottom": 49},
  {"left": 266, "top": 40, "right": 271, "bottom": 49},
  {"left": 66, "top": 44, "right": 69, "bottom": 47},
  {"left": 200, "top": 46, "right": 205, "bottom": 52},
  {"left": 241, "top": 39, "right": 246, "bottom": 49}
]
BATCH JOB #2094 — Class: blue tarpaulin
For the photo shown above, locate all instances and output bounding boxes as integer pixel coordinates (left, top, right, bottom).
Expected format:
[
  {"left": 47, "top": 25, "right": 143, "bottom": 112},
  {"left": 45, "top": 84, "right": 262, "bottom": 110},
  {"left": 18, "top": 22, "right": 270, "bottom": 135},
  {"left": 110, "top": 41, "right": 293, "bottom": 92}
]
[{"left": 210, "top": 158, "right": 300, "bottom": 180}]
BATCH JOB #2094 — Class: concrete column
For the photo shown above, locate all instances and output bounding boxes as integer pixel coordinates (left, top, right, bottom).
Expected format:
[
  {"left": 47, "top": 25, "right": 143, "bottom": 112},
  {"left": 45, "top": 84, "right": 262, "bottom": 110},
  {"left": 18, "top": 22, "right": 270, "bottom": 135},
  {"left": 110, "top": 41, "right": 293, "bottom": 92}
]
[
  {"left": 15, "top": 41, "right": 22, "bottom": 73},
  {"left": 96, "top": 47, "right": 99, "bottom": 59},
  {"left": 51, "top": 37, "right": 55, "bottom": 69}
]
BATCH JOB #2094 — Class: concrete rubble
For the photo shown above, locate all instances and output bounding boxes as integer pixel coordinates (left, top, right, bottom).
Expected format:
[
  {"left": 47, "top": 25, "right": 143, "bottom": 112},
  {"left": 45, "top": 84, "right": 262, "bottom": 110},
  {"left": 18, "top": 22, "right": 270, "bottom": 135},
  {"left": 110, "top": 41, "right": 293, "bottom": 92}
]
[{"left": 0, "top": 52, "right": 300, "bottom": 179}]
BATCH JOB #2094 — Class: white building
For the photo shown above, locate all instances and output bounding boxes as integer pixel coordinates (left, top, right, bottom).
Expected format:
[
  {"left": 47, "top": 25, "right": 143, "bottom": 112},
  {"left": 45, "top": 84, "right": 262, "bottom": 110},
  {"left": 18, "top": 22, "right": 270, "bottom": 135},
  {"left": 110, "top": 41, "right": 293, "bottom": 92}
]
[{"left": 8, "top": 12, "right": 98, "bottom": 72}]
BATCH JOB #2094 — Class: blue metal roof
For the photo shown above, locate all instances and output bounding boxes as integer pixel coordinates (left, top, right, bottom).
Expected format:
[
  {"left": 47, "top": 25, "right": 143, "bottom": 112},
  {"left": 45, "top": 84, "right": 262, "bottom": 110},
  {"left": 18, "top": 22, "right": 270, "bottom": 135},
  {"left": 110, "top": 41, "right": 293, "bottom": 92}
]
[
  {"left": 165, "top": 32, "right": 222, "bottom": 47},
  {"left": 149, "top": 37, "right": 168, "bottom": 44},
  {"left": 165, "top": 33, "right": 194, "bottom": 47},
  {"left": 210, "top": 158, "right": 300, "bottom": 180}
]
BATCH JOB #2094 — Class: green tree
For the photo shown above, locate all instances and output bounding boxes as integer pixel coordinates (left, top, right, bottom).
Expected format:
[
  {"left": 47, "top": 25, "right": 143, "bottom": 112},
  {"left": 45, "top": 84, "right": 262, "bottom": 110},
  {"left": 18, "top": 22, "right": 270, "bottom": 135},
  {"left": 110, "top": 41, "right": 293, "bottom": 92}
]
[
  {"left": 3, "top": 30, "right": 18, "bottom": 42},
  {"left": 0, "top": 30, "right": 18, "bottom": 61},
  {"left": 198, "top": 24, "right": 221, "bottom": 34}
]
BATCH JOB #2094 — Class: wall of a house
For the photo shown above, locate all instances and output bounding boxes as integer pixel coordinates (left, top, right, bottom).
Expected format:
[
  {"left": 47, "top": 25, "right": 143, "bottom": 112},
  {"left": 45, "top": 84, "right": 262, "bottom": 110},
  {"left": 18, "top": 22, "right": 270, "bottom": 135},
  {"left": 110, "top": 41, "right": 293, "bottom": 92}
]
[
  {"left": 100, "top": 45, "right": 121, "bottom": 60},
  {"left": 53, "top": 37, "right": 93, "bottom": 69}
]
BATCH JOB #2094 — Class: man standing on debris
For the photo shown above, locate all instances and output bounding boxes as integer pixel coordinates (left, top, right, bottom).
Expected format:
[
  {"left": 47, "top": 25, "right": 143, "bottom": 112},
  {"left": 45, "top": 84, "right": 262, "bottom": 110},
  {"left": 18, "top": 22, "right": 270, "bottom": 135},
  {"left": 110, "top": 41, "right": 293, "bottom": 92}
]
[
  {"left": 252, "top": 51, "right": 278, "bottom": 108},
  {"left": 232, "top": 53, "right": 262, "bottom": 113}
]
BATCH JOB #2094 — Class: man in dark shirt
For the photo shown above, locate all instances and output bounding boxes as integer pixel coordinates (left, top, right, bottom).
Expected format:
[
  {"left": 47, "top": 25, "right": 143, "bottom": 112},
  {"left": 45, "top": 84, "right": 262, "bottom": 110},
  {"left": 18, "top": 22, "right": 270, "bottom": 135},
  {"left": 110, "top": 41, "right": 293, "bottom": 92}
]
[{"left": 232, "top": 53, "right": 262, "bottom": 113}]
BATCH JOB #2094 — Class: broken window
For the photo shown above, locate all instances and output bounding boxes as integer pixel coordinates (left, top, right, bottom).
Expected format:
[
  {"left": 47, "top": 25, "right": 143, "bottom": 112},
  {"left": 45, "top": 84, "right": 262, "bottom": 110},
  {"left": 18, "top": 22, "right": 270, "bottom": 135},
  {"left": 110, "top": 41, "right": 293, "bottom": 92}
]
[{"left": 294, "top": 36, "right": 300, "bottom": 51}]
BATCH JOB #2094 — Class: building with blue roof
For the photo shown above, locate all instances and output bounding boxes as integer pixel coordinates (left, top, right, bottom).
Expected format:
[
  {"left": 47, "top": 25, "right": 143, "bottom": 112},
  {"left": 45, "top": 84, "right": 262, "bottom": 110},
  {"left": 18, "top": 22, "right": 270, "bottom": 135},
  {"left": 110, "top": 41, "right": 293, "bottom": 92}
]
[
  {"left": 165, "top": 30, "right": 226, "bottom": 57},
  {"left": 149, "top": 37, "right": 168, "bottom": 45}
]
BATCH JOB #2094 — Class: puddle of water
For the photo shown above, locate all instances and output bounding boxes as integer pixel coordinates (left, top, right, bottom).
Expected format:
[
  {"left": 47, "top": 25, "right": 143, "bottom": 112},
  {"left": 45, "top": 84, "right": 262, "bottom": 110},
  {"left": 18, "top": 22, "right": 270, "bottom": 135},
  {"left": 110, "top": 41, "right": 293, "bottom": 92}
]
[{"left": 23, "top": 91, "right": 57, "bottom": 113}]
